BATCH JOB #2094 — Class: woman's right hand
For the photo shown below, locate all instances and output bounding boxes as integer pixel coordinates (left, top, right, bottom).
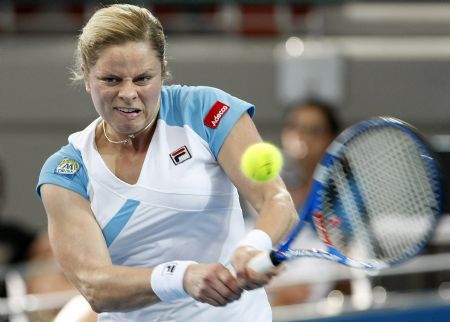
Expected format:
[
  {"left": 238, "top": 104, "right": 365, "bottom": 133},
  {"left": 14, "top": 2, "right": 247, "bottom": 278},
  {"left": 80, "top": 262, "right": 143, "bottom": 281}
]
[{"left": 183, "top": 263, "right": 242, "bottom": 307}]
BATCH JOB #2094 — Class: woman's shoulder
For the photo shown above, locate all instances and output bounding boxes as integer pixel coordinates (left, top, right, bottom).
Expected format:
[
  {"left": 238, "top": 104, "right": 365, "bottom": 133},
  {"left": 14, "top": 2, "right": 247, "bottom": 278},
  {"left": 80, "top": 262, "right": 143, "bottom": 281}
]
[{"left": 162, "top": 84, "right": 227, "bottom": 100}]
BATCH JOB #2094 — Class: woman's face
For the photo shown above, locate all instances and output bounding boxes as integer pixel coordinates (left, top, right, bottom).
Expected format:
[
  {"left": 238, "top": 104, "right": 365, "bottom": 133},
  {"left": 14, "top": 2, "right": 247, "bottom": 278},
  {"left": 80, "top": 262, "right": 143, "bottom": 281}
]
[
  {"left": 83, "top": 41, "right": 163, "bottom": 135},
  {"left": 282, "top": 105, "right": 335, "bottom": 167}
]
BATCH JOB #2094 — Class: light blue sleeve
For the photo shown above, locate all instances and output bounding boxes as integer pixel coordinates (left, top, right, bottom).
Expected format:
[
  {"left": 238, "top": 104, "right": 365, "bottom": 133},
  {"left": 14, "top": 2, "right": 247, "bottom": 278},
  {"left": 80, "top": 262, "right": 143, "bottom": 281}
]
[
  {"left": 160, "top": 85, "right": 255, "bottom": 158},
  {"left": 36, "top": 144, "right": 89, "bottom": 201}
]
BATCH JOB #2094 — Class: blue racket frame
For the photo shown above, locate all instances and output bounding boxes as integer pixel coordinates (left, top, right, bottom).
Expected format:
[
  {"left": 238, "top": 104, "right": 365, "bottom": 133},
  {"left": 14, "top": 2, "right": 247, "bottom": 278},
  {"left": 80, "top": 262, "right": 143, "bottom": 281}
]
[{"left": 271, "top": 117, "right": 442, "bottom": 270}]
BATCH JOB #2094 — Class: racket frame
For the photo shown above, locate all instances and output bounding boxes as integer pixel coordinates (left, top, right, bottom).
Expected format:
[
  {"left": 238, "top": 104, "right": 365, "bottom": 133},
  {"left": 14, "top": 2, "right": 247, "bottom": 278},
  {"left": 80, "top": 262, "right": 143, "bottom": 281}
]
[{"left": 270, "top": 116, "right": 442, "bottom": 271}]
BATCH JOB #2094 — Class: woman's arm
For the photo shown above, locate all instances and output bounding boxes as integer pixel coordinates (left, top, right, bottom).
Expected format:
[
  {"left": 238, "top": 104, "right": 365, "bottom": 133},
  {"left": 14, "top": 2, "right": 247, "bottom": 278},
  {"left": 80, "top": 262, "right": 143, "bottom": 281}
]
[
  {"left": 41, "top": 184, "right": 158, "bottom": 312},
  {"left": 40, "top": 184, "right": 241, "bottom": 312},
  {"left": 217, "top": 112, "right": 298, "bottom": 287}
]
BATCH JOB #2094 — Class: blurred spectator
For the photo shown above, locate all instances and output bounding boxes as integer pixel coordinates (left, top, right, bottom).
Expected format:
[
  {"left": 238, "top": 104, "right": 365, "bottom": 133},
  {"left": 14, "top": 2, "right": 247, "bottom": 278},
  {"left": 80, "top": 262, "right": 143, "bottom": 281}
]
[
  {"left": 266, "top": 98, "right": 344, "bottom": 306},
  {"left": 0, "top": 158, "right": 35, "bottom": 264},
  {"left": 0, "top": 157, "right": 95, "bottom": 321},
  {"left": 279, "top": 98, "right": 340, "bottom": 207},
  {"left": 0, "top": 157, "right": 36, "bottom": 304},
  {"left": 24, "top": 232, "right": 80, "bottom": 321}
]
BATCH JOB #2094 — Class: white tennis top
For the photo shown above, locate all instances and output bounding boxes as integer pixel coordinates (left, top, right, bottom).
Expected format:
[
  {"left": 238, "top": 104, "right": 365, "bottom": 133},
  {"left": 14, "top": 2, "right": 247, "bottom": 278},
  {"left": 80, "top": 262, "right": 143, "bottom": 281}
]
[{"left": 37, "top": 85, "right": 271, "bottom": 322}]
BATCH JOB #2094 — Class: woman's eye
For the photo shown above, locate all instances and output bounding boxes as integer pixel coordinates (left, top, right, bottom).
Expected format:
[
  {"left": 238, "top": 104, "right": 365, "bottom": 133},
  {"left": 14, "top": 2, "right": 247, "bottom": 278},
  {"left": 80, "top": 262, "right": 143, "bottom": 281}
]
[
  {"left": 102, "top": 77, "right": 118, "bottom": 84},
  {"left": 136, "top": 76, "right": 152, "bottom": 84}
]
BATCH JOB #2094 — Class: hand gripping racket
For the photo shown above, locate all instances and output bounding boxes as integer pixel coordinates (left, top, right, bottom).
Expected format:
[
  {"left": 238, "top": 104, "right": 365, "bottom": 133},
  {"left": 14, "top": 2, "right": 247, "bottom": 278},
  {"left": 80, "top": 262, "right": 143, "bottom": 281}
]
[{"left": 249, "top": 117, "right": 442, "bottom": 272}]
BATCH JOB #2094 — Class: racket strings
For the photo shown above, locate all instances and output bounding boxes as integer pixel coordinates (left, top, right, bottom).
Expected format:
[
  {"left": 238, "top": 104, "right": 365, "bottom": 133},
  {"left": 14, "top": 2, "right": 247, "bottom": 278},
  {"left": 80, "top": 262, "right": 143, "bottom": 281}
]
[
  {"left": 322, "top": 127, "right": 439, "bottom": 266},
  {"left": 355, "top": 129, "right": 435, "bottom": 260},
  {"left": 324, "top": 158, "right": 380, "bottom": 263}
]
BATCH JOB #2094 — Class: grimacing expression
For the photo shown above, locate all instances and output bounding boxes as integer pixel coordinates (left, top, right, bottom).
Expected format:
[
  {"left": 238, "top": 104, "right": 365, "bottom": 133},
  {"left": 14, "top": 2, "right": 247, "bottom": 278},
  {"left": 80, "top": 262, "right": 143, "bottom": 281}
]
[{"left": 83, "top": 41, "right": 163, "bottom": 135}]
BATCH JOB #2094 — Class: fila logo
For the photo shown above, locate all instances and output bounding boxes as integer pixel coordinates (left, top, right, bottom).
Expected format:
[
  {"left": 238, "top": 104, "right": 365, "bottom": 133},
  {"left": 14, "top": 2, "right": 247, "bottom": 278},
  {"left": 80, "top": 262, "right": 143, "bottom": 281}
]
[
  {"left": 170, "top": 146, "right": 192, "bottom": 165},
  {"left": 204, "top": 101, "right": 230, "bottom": 129},
  {"left": 165, "top": 264, "right": 176, "bottom": 274}
]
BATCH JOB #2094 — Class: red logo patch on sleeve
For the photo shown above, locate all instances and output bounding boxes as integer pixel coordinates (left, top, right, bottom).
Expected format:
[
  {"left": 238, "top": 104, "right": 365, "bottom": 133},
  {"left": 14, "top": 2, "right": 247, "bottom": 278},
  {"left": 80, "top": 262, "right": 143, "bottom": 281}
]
[{"left": 204, "top": 101, "right": 230, "bottom": 129}]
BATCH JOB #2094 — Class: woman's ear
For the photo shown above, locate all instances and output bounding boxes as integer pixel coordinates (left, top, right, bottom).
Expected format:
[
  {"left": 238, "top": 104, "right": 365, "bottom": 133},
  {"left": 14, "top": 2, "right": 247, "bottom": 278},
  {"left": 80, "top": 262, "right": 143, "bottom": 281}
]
[{"left": 81, "top": 64, "right": 90, "bottom": 92}]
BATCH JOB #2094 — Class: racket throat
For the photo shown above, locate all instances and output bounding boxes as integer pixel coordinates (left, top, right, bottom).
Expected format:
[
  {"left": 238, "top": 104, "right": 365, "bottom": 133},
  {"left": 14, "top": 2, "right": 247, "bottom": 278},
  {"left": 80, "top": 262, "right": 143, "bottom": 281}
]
[{"left": 271, "top": 250, "right": 287, "bottom": 266}]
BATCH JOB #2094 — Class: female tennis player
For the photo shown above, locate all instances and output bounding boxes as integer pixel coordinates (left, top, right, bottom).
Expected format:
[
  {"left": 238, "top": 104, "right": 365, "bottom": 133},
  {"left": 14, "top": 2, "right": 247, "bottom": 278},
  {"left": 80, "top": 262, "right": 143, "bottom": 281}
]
[{"left": 36, "top": 4, "right": 297, "bottom": 321}]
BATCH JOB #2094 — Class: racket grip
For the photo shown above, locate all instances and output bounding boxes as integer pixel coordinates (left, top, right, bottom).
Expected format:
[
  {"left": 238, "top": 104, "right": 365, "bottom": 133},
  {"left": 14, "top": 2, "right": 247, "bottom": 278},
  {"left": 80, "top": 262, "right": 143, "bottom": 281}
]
[{"left": 247, "top": 250, "right": 281, "bottom": 274}]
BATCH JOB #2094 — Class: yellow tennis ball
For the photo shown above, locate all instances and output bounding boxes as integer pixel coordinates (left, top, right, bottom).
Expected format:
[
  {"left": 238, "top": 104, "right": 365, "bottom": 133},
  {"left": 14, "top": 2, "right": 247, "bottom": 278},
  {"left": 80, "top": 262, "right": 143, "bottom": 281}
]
[{"left": 241, "top": 143, "right": 283, "bottom": 182}]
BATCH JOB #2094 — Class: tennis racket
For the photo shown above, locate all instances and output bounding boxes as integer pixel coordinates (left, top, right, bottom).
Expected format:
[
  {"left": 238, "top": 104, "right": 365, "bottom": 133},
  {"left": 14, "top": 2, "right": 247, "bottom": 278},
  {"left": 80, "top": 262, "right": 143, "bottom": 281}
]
[{"left": 249, "top": 116, "right": 442, "bottom": 272}]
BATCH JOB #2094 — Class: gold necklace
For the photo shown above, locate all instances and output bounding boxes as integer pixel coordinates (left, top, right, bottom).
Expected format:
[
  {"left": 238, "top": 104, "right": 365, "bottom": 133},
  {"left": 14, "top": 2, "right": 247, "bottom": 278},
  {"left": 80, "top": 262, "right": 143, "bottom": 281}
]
[{"left": 102, "top": 112, "right": 158, "bottom": 145}]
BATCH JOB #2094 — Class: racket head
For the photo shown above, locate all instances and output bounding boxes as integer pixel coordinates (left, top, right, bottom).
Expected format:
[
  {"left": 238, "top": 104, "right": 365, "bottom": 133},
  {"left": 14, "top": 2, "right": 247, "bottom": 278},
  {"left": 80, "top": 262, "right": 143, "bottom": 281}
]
[{"left": 308, "top": 116, "right": 442, "bottom": 270}]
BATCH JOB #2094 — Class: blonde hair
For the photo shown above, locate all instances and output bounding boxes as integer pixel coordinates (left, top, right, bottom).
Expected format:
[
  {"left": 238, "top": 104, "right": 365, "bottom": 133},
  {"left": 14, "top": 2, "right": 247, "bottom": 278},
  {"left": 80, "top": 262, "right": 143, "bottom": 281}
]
[{"left": 72, "top": 4, "right": 169, "bottom": 81}]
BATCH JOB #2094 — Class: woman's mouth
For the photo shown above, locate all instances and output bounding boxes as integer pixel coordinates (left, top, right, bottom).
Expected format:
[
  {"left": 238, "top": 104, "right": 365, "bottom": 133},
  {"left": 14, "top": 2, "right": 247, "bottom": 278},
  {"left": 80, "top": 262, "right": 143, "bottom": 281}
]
[
  {"left": 117, "top": 107, "right": 140, "bottom": 113},
  {"left": 116, "top": 107, "right": 141, "bottom": 118}
]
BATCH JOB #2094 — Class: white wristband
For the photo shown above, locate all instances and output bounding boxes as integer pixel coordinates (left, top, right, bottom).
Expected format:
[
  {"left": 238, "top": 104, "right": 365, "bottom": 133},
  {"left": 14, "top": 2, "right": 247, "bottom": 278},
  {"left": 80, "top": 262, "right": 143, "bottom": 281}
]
[
  {"left": 151, "top": 260, "right": 197, "bottom": 302},
  {"left": 236, "top": 229, "right": 272, "bottom": 251}
]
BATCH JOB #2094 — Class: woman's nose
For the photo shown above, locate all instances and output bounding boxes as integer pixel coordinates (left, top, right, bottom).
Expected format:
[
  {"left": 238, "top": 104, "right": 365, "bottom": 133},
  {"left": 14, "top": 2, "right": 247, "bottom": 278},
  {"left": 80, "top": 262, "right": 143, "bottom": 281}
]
[{"left": 118, "top": 81, "right": 137, "bottom": 102}]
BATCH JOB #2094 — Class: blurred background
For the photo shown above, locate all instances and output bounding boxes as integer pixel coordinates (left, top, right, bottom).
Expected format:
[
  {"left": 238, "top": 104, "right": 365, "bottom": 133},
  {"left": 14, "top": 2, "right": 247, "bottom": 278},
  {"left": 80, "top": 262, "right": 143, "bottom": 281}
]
[{"left": 0, "top": 0, "right": 450, "bottom": 321}]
